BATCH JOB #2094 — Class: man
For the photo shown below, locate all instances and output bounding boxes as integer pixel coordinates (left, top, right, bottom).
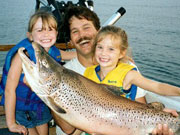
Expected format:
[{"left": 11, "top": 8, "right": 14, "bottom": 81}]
[{"left": 53, "top": 6, "right": 177, "bottom": 135}]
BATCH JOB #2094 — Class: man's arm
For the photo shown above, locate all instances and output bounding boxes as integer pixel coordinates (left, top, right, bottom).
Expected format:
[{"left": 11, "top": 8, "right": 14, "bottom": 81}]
[{"left": 51, "top": 111, "right": 78, "bottom": 134}]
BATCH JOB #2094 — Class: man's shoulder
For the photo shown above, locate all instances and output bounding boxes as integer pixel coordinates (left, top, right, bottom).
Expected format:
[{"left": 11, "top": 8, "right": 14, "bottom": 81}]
[
  {"left": 64, "top": 58, "right": 79, "bottom": 68},
  {"left": 64, "top": 58, "right": 85, "bottom": 75}
]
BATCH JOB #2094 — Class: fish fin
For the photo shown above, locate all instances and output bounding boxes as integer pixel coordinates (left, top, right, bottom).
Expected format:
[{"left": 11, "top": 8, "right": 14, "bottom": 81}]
[
  {"left": 101, "top": 84, "right": 124, "bottom": 96},
  {"left": 147, "top": 102, "right": 165, "bottom": 111},
  {"left": 47, "top": 96, "right": 66, "bottom": 114}
]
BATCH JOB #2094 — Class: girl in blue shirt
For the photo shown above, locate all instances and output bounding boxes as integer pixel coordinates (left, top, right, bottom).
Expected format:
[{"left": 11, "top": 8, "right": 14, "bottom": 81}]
[{"left": 0, "top": 10, "right": 76, "bottom": 135}]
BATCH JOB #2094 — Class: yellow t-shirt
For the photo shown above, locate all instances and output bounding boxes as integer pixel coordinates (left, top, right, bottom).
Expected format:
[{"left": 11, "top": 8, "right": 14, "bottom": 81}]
[{"left": 84, "top": 62, "right": 137, "bottom": 100}]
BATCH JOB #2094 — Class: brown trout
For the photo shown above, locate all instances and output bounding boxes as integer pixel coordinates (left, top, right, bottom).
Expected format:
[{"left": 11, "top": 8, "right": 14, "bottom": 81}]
[{"left": 18, "top": 42, "right": 180, "bottom": 135}]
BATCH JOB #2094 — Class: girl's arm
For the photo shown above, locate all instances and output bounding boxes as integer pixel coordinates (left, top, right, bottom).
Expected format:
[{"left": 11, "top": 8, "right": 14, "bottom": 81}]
[
  {"left": 124, "top": 70, "right": 180, "bottom": 96},
  {"left": 60, "top": 50, "right": 77, "bottom": 61},
  {"left": 125, "top": 70, "right": 179, "bottom": 134},
  {"left": 5, "top": 53, "right": 27, "bottom": 135}
]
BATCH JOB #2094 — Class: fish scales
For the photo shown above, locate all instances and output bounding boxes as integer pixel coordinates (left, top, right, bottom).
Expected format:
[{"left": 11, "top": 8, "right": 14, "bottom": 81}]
[
  {"left": 54, "top": 65, "right": 179, "bottom": 134},
  {"left": 18, "top": 42, "right": 180, "bottom": 135}
]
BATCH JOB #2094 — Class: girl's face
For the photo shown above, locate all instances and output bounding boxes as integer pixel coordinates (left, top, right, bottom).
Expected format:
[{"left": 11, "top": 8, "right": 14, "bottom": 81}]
[
  {"left": 95, "top": 35, "right": 124, "bottom": 69},
  {"left": 27, "top": 17, "right": 58, "bottom": 51}
]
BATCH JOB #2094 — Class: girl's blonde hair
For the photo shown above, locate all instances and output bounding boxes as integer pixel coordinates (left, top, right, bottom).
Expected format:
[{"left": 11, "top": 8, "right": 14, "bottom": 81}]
[
  {"left": 28, "top": 10, "right": 58, "bottom": 33},
  {"left": 93, "top": 25, "right": 132, "bottom": 63}
]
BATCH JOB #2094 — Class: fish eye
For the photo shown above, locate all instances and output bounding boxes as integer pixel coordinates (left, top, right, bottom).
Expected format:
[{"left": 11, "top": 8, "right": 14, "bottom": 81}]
[{"left": 42, "top": 59, "right": 49, "bottom": 68}]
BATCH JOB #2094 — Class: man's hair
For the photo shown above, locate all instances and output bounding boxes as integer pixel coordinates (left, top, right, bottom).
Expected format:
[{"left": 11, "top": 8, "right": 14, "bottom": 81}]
[{"left": 61, "top": 6, "right": 101, "bottom": 41}]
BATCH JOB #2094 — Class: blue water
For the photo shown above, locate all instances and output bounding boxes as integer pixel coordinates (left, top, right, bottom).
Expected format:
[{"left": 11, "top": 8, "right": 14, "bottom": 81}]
[{"left": 0, "top": 0, "right": 180, "bottom": 88}]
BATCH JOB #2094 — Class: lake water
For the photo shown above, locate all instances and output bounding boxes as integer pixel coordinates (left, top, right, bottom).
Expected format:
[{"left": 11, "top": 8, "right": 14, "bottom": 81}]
[{"left": 0, "top": 0, "right": 180, "bottom": 109}]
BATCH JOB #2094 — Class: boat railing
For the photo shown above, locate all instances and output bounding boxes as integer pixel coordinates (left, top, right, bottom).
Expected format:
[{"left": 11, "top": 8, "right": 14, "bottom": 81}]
[{"left": 0, "top": 42, "right": 74, "bottom": 51}]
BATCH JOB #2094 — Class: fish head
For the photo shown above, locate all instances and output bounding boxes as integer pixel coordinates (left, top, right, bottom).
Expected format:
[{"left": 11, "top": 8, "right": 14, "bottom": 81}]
[{"left": 18, "top": 42, "right": 61, "bottom": 96}]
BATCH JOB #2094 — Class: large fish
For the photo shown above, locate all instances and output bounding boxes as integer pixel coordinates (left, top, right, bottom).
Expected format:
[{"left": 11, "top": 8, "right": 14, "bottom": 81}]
[{"left": 18, "top": 42, "right": 180, "bottom": 135}]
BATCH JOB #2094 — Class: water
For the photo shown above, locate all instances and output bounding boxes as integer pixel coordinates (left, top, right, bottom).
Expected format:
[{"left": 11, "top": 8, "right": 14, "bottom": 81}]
[
  {"left": 0, "top": 0, "right": 180, "bottom": 109},
  {"left": 0, "top": 0, "right": 36, "bottom": 71},
  {"left": 95, "top": 0, "right": 180, "bottom": 87}
]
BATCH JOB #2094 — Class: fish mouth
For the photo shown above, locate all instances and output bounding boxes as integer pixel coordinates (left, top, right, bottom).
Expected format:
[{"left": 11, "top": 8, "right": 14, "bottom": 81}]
[
  {"left": 18, "top": 47, "right": 36, "bottom": 69},
  {"left": 18, "top": 45, "right": 48, "bottom": 96}
]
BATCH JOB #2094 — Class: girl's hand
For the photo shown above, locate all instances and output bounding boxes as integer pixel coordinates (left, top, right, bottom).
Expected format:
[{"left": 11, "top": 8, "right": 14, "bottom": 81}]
[
  {"left": 8, "top": 123, "right": 28, "bottom": 135},
  {"left": 163, "top": 108, "right": 179, "bottom": 117}
]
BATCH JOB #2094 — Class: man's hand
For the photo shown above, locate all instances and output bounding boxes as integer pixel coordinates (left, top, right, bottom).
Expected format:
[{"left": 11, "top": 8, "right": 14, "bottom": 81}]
[
  {"left": 151, "top": 108, "right": 178, "bottom": 135},
  {"left": 152, "top": 124, "right": 174, "bottom": 135}
]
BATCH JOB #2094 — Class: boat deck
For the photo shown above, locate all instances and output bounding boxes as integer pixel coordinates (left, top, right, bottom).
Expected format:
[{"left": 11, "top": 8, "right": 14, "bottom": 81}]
[
  {"left": 0, "top": 108, "right": 6, "bottom": 129},
  {"left": 0, "top": 95, "right": 6, "bottom": 128}
]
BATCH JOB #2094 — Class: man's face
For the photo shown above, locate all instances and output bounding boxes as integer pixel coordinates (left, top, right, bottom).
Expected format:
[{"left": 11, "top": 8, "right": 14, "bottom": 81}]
[{"left": 69, "top": 16, "right": 98, "bottom": 57}]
